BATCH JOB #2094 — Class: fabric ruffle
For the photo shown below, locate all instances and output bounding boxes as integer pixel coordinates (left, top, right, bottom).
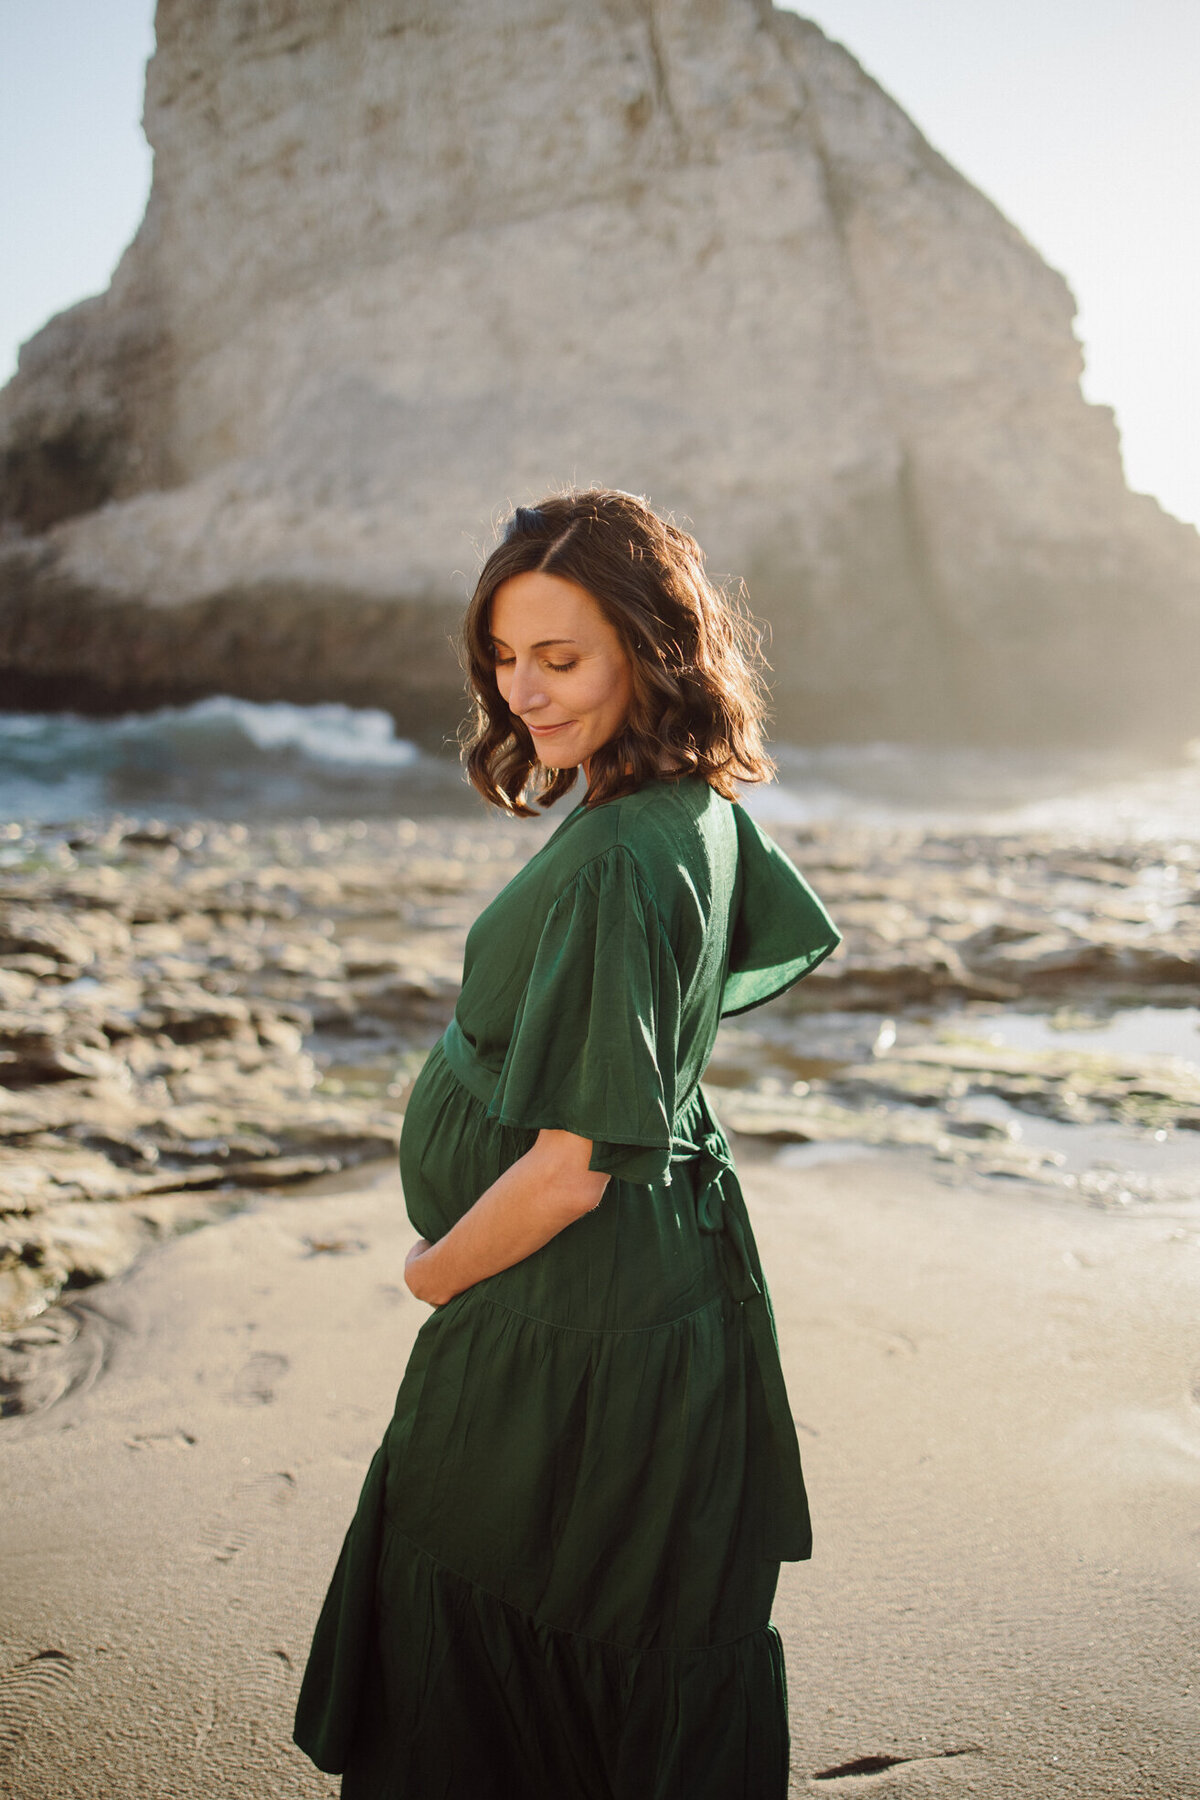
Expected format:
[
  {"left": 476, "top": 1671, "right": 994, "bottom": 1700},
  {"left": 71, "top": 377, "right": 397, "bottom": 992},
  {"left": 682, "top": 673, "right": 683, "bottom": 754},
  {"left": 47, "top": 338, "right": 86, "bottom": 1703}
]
[
  {"left": 722, "top": 804, "right": 841, "bottom": 1015},
  {"left": 300, "top": 1492, "right": 791, "bottom": 1799}
]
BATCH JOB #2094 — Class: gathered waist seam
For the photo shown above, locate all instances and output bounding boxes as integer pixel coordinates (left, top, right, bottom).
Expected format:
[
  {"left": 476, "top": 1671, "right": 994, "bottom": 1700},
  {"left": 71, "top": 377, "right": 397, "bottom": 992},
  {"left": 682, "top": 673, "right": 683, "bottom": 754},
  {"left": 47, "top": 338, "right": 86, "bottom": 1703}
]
[
  {"left": 375, "top": 1520, "right": 774, "bottom": 1658},
  {"left": 459, "top": 1286, "right": 729, "bottom": 1340}
]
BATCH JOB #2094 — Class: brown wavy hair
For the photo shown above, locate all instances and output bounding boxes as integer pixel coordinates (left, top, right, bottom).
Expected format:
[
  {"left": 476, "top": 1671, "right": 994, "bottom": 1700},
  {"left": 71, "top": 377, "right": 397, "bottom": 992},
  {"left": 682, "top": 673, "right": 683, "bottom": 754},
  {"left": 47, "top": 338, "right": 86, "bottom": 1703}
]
[{"left": 461, "top": 489, "right": 776, "bottom": 816}]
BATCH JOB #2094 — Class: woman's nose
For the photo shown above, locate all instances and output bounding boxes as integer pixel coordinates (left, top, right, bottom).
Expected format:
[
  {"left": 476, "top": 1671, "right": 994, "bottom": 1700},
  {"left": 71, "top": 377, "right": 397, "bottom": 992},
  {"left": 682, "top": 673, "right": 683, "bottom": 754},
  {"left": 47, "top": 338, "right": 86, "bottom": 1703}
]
[{"left": 507, "top": 661, "right": 549, "bottom": 716}]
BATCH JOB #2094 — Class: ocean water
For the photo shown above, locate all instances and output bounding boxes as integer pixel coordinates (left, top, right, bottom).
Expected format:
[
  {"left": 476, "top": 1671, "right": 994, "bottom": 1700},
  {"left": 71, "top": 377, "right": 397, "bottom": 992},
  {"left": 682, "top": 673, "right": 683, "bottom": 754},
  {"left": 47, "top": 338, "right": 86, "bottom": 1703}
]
[
  {"left": 0, "top": 697, "right": 471, "bottom": 820},
  {"left": 760, "top": 740, "right": 1200, "bottom": 839},
  {"left": 1, "top": 696, "right": 1198, "bottom": 837}
]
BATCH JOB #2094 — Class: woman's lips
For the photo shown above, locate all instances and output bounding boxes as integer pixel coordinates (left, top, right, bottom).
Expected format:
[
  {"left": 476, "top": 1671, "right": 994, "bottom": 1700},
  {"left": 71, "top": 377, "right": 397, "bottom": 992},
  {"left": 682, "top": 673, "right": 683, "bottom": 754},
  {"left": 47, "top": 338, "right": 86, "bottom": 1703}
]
[{"left": 526, "top": 721, "right": 574, "bottom": 736}]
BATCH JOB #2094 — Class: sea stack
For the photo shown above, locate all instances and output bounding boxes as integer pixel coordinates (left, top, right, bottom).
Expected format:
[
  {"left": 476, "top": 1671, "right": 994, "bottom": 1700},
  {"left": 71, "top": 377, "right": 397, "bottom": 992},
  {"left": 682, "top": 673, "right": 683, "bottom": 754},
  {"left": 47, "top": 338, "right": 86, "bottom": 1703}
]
[{"left": 1, "top": 0, "right": 1197, "bottom": 745}]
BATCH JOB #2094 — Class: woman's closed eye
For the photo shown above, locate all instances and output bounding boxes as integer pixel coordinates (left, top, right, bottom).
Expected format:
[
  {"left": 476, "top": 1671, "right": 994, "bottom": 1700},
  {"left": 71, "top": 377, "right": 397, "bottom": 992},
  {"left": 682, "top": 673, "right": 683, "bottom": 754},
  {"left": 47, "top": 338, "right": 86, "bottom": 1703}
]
[{"left": 492, "top": 653, "right": 578, "bottom": 674}]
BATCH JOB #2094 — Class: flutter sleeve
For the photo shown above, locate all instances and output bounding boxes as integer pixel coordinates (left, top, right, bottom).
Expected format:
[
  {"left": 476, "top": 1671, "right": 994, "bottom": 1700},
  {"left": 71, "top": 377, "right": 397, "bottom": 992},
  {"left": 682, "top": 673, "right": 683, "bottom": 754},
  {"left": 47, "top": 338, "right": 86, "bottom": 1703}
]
[
  {"left": 721, "top": 804, "right": 841, "bottom": 1016},
  {"left": 487, "top": 846, "right": 682, "bottom": 1185}
]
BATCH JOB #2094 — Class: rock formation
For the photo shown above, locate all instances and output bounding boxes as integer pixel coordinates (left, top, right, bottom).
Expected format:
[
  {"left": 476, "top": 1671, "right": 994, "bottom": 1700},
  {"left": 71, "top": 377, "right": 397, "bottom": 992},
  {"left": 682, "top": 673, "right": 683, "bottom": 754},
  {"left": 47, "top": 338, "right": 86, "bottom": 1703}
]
[
  {"left": 1, "top": 0, "right": 1197, "bottom": 745},
  {"left": 5, "top": 809, "right": 1200, "bottom": 1345}
]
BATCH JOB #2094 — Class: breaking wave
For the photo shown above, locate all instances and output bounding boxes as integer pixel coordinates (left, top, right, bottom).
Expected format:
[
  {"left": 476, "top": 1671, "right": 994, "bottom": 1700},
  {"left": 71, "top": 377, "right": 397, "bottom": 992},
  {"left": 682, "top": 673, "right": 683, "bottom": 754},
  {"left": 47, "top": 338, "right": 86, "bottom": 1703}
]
[
  {"left": 0, "top": 696, "right": 471, "bottom": 820},
  {"left": 1, "top": 697, "right": 1197, "bottom": 839}
]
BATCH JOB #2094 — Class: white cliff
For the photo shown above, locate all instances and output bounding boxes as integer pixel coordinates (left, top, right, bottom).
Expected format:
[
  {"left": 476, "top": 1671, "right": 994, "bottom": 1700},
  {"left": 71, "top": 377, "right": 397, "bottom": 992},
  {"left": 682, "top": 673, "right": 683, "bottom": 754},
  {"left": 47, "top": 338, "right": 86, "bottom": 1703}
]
[{"left": 1, "top": 0, "right": 1196, "bottom": 744}]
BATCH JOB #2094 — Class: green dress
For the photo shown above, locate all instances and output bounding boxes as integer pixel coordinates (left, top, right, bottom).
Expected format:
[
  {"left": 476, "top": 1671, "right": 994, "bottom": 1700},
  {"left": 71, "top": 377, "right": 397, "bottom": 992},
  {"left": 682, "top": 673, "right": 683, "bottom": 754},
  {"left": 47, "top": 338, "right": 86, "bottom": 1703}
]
[{"left": 294, "top": 775, "right": 839, "bottom": 1800}]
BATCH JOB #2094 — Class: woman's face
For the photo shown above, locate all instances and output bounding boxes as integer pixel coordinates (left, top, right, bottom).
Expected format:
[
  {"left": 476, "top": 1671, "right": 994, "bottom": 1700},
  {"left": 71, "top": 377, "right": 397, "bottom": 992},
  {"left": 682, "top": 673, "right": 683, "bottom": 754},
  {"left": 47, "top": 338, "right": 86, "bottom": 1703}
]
[{"left": 489, "top": 570, "right": 634, "bottom": 773}]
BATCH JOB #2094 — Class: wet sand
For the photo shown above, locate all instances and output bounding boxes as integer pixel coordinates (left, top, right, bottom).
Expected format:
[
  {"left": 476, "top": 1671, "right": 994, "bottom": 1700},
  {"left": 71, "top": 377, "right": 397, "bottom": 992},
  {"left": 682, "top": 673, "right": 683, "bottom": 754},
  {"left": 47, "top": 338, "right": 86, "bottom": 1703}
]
[{"left": 2, "top": 1150, "right": 1197, "bottom": 1798}]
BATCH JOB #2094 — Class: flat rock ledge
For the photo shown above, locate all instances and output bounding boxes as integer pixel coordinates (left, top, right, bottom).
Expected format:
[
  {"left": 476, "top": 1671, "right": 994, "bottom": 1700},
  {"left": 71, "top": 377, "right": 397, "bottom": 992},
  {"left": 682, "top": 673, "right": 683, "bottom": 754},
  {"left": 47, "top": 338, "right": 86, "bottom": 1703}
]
[{"left": 1, "top": 810, "right": 1198, "bottom": 1410}]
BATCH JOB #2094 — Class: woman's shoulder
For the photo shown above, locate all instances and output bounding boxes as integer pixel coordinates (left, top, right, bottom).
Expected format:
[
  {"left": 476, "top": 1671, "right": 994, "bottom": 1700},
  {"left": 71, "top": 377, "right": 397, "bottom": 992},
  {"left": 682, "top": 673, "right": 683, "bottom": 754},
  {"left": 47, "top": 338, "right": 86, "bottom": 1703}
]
[{"left": 547, "top": 776, "right": 734, "bottom": 891}]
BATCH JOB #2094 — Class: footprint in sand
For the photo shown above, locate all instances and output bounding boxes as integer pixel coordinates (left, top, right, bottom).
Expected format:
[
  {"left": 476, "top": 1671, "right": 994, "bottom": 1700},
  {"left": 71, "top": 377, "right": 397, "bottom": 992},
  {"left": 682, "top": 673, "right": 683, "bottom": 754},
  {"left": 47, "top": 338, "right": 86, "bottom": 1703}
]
[
  {"left": 224, "top": 1350, "right": 289, "bottom": 1406},
  {"left": 810, "top": 1745, "right": 983, "bottom": 1786},
  {"left": 198, "top": 1470, "right": 297, "bottom": 1563},
  {"left": 806, "top": 1315, "right": 918, "bottom": 1359},
  {"left": 0, "top": 1651, "right": 76, "bottom": 1757},
  {"left": 125, "top": 1429, "right": 197, "bottom": 1451}
]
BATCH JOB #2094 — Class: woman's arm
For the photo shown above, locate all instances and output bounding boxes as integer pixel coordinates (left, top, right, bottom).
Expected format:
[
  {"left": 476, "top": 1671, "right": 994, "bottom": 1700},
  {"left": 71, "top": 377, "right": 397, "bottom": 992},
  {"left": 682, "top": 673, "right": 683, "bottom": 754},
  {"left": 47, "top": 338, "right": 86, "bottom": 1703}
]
[{"left": 403, "top": 1128, "right": 609, "bottom": 1307}]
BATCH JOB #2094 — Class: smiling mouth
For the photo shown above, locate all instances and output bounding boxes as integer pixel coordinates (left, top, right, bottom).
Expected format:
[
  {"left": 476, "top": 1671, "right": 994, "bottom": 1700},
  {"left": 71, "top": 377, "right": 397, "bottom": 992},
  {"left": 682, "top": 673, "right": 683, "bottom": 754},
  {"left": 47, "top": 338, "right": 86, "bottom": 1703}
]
[{"left": 526, "top": 721, "right": 574, "bottom": 735}]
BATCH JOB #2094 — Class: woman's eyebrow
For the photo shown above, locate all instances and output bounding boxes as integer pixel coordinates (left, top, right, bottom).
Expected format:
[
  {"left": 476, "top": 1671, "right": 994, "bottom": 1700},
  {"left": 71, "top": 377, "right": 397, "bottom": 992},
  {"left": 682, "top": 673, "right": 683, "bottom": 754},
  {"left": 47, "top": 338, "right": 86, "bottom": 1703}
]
[{"left": 489, "top": 636, "right": 580, "bottom": 650}]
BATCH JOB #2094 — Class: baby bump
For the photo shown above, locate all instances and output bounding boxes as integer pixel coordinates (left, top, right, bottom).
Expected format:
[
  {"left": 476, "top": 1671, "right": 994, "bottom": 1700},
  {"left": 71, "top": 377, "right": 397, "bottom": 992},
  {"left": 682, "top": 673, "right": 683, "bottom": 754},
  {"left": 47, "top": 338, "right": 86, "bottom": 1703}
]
[
  {"left": 399, "top": 1040, "right": 536, "bottom": 1239},
  {"left": 401, "top": 1042, "right": 726, "bottom": 1330}
]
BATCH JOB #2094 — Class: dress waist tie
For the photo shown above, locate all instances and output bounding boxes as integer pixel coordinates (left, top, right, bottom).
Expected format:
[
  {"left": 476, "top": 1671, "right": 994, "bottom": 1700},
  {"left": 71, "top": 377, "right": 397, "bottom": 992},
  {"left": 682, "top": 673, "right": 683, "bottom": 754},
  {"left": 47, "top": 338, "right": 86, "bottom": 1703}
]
[{"left": 671, "top": 1087, "right": 812, "bottom": 1562}]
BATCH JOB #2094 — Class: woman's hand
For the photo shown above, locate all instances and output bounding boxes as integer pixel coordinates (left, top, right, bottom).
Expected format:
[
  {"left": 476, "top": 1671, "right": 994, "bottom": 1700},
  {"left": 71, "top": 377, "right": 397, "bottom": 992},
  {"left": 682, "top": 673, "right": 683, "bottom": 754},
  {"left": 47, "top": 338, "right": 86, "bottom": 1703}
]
[
  {"left": 401, "top": 1131, "right": 607, "bottom": 1307},
  {"left": 404, "top": 1238, "right": 447, "bottom": 1307}
]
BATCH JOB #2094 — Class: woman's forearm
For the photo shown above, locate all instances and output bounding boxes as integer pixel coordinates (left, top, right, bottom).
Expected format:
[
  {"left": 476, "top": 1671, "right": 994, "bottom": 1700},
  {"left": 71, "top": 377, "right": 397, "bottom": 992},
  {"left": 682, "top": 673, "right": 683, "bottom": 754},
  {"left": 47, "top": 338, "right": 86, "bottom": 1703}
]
[{"left": 405, "top": 1128, "right": 609, "bottom": 1306}]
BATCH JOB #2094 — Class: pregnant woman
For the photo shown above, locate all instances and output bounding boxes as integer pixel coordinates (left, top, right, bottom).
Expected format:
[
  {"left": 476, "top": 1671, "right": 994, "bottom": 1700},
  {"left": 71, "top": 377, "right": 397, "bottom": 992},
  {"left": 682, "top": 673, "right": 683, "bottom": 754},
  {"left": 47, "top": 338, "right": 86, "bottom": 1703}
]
[{"left": 294, "top": 489, "right": 839, "bottom": 1798}]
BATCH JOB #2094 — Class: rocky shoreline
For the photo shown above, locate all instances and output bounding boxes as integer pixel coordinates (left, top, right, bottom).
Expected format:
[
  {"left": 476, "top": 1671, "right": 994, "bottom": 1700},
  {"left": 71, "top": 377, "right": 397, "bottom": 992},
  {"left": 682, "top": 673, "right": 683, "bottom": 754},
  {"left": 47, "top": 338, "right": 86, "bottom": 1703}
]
[{"left": 2, "top": 809, "right": 1198, "bottom": 1413}]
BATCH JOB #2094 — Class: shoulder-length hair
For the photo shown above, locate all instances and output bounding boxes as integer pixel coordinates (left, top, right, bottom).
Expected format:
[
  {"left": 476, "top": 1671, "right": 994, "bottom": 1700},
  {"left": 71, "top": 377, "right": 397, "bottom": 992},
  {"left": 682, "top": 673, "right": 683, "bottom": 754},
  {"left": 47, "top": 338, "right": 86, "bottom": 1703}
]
[{"left": 460, "top": 488, "right": 776, "bottom": 816}]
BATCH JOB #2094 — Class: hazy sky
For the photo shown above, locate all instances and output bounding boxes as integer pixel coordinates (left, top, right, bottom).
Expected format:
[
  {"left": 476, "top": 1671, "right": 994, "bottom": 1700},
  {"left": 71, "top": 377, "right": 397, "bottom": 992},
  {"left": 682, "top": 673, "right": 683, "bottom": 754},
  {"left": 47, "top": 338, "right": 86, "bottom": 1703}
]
[
  {"left": 1, "top": 0, "right": 155, "bottom": 378},
  {"left": 2, "top": 0, "right": 1197, "bottom": 527}
]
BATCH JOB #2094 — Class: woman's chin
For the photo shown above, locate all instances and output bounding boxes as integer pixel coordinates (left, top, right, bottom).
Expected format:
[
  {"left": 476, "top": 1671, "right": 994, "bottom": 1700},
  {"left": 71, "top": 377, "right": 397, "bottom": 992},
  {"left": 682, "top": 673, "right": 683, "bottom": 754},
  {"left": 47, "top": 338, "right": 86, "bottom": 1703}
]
[{"left": 534, "top": 747, "right": 582, "bottom": 771}]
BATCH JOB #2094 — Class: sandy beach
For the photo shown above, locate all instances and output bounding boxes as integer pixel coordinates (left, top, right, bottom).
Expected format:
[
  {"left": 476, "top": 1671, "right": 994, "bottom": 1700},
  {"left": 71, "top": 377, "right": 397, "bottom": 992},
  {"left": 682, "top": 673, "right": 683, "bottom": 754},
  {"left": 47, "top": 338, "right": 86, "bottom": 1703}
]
[{"left": 3, "top": 1144, "right": 1197, "bottom": 1799}]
